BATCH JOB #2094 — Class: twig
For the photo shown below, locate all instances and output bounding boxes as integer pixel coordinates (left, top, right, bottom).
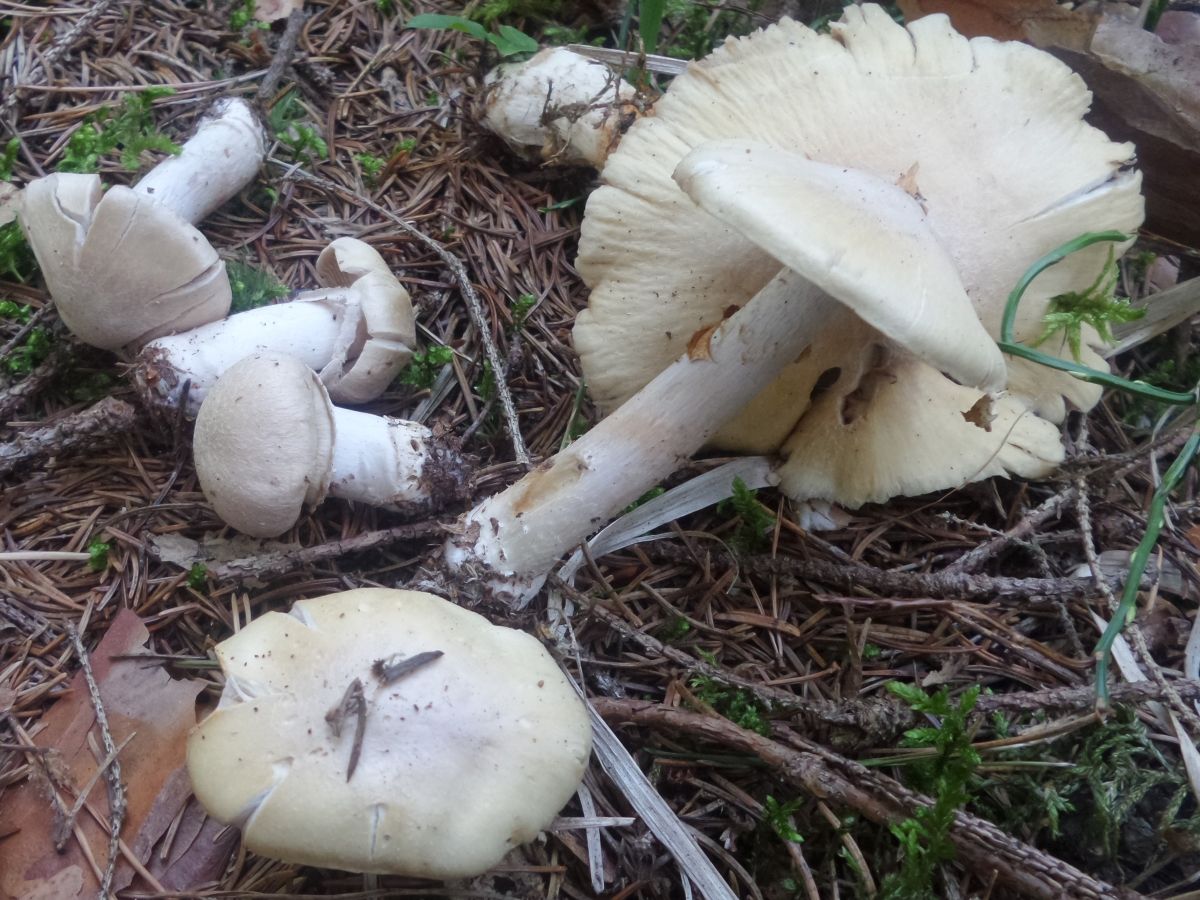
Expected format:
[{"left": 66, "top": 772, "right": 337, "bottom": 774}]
[
  {"left": 949, "top": 485, "right": 1077, "bottom": 573},
  {"left": 650, "top": 542, "right": 1140, "bottom": 604},
  {"left": 67, "top": 622, "right": 125, "bottom": 900},
  {"left": 0, "top": 397, "right": 136, "bottom": 478},
  {"left": 53, "top": 733, "right": 135, "bottom": 851},
  {"left": 0, "top": 304, "right": 53, "bottom": 365},
  {"left": 195, "top": 519, "right": 448, "bottom": 581},
  {"left": 256, "top": 9, "right": 307, "bottom": 103},
  {"left": 325, "top": 678, "right": 367, "bottom": 782},
  {"left": 594, "top": 699, "right": 1145, "bottom": 900},
  {"left": 0, "top": 343, "right": 71, "bottom": 424},
  {"left": 0, "top": 0, "right": 122, "bottom": 125},
  {"left": 268, "top": 160, "right": 531, "bottom": 467}
]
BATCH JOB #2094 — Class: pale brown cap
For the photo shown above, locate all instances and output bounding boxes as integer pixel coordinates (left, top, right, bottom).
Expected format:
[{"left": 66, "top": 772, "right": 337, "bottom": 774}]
[{"left": 187, "top": 588, "right": 592, "bottom": 877}]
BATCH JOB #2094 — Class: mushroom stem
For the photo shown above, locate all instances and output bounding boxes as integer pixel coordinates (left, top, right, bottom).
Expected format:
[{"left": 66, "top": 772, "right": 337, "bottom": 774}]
[
  {"left": 445, "top": 272, "right": 843, "bottom": 601},
  {"left": 327, "top": 409, "right": 445, "bottom": 514},
  {"left": 132, "top": 98, "right": 265, "bottom": 225},
  {"left": 135, "top": 297, "right": 344, "bottom": 416}
]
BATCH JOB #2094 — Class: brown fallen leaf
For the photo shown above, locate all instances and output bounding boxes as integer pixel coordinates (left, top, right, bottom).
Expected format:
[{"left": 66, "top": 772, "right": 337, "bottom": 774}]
[
  {"left": 0, "top": 609, "right": 210, "bottom": 900},
  {"left": 895, "top": 0, "right": 1079, "bottom": 40},
  {"left": 900, "top": 1, "right": 1200, "bottom": 248},
  {"left": 961, "top": 393, "right": 997, "bottom": 432},
  {"left": 1025, "top": 14, "right": 1200, "bottom": 248}
]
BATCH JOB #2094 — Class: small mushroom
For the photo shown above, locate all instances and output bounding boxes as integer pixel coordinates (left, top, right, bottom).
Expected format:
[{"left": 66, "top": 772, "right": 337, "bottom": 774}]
[
  {"left": 135, "top": 238, "right": 417, "bottom": 416},
  {"left": 193, "top": 352, "right": 469, "bottom": 537},
  {"left": 186, "top": 588, "right": 592, "bottom": 877},
  {"left": 18, "top": 98, "right": 265, "bottom": 350},
  {"left": 482, "top": 47, "right": 641, "bottom": 167}
]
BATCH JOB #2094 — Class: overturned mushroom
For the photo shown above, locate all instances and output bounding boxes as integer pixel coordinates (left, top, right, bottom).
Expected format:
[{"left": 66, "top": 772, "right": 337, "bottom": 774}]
[
  {"left": 18, "top": 98, "right": 265, "bottom": 350},
  {"left": 573, "top": 5, "right": 1143, "bottom": 509},
  {"left": 439, "top": 7, "right": 1144, "bottom": 605},
  {"left": 187, "top": 588, "right": 591, "bottom": 877},
  {"left": 136, "top": 238, "right": 417, "bottom": 416},
  {"left": 483, "top": 47, "right": 641, "bottom": 167}
]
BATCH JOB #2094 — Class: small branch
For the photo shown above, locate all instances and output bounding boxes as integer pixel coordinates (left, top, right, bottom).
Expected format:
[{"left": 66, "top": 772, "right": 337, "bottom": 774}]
[
  {"left": 193, "top": 520, "right": 448, "bottom": 581},
  {"left": 594, "top": 699, "right": 1144, "bottom": 900},
  {"left": 269, "top": 160, "right": 531, "bottom": 467},
  {"left": 0, "top": 397, "right": 136, "bottom": 478},
  {"left": 0, "top": 344, "right": 70, "bottom": 425},
  {"left": 949, "top": 485, "right": 1077, "bottom": 573},
  {"left": 652, "top": 543, "right": 1139, "bottom": 604},
  {"left": 67, "top": 623, "right": 126, "bottom": 900},
  {"left": 974, "top": 679, "right": 1200, "bottom": 714},
  {"left": 257, "top": 9, "right": 307, "bottom": 103},
  {"left": 0, "top": 304, "right": 54, "bottom": 365}
]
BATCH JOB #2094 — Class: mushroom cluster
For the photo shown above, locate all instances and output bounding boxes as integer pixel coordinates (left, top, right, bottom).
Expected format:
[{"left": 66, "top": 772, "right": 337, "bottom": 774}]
[
  {"left": 442, "top": 5, "right": 1144, "bottom": 604},
  {"left": 187, "top": 588, "right": 592, "bottom": 877}
]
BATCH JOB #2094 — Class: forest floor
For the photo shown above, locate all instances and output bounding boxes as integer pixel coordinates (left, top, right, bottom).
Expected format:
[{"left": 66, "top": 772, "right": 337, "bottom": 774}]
[{"left": 1, "top": 1, "right": 1199, "bottom": 898}]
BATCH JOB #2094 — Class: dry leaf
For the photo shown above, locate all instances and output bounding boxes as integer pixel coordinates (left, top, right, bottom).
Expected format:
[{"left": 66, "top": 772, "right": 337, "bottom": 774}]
[
  {"left": 686, "top": 323, "right": 720, "bottom": 361},
  {"left": 961, "top": 393, "right": 997, "bottom": 431},
  {"left": 895, "top": 0, "right": 1077, "bottom": 40},
  {"left": 1025, "top": 14, "right": 1200, "bottom": 247},
  {"left": 254, "top": 0, "right": 302, "bottom": 23},
  {"left": 0, "top": 610, "right": 208, "bottom": 899}
]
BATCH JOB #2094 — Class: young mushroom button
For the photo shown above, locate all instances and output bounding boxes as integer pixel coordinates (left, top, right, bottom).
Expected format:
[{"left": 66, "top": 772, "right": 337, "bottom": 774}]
[
  {"left": 17, "top": 98, "right": 265, "bottom": 351},
  {"left": 482, "top": 47, "right": 641, "bottom": 168},
  {"left": 186, "top": 588, "right": 592, "bottom": 878},
  {"left": 193, "top": 352, "right": 469, "bottom": 538}
]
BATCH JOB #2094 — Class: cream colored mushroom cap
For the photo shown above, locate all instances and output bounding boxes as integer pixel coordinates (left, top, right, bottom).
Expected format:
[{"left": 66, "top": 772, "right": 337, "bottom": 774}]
[
  {"left": 574, "top": 5, "right": 1143, "bottom": 493},
  {"left": 193, "top": 352, "right": 334, "bottom": 537},
  {"left": 19, "top": 173, "right": 230, "bottom": 350},
  {"left": 313, "top": 237, "right": 417, "bottom": 403},
  {"left": 186, "top": 588, "right": 593, "bottom": 878}
]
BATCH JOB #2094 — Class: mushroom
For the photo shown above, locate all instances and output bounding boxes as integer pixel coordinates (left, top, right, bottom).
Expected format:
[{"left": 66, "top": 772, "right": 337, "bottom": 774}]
[
  {"left": 193, "top": 352, "right": 470, "bottom": 537},
  {"left": 439, "top": 6, "right": 1143, "bottom": 604},
  {"left": 482, "top": 47, "right": 641, "bottom": 167},
  {"left": 17, "top": 98, "right": 265, "bottom": 350},
  {"left": 135, "top": 238, "right": 417, "bottom": 417},
  {"left": 187, "top": 588, "right": 592, "bottom": 877},
  {"left": 572, "top": 5, "right": 1143, "bottom": 508}
]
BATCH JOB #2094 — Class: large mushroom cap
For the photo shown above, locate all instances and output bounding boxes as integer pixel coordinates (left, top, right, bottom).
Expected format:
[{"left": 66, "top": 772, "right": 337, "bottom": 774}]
[
  {"left": 313, "top": 237, "right": 417, "bottom": 403},
  {"left": 19, "top": 173, "right": 230, "bottom": 350},
  {"left": 193, "top": 352, "right": 334, "bottom": 537},
  {"left": 574, "top": 5, "right": 1143, "bottom": 506},
  {"left": 187, "top": 588, "right": 592, "bottom": 878}
]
